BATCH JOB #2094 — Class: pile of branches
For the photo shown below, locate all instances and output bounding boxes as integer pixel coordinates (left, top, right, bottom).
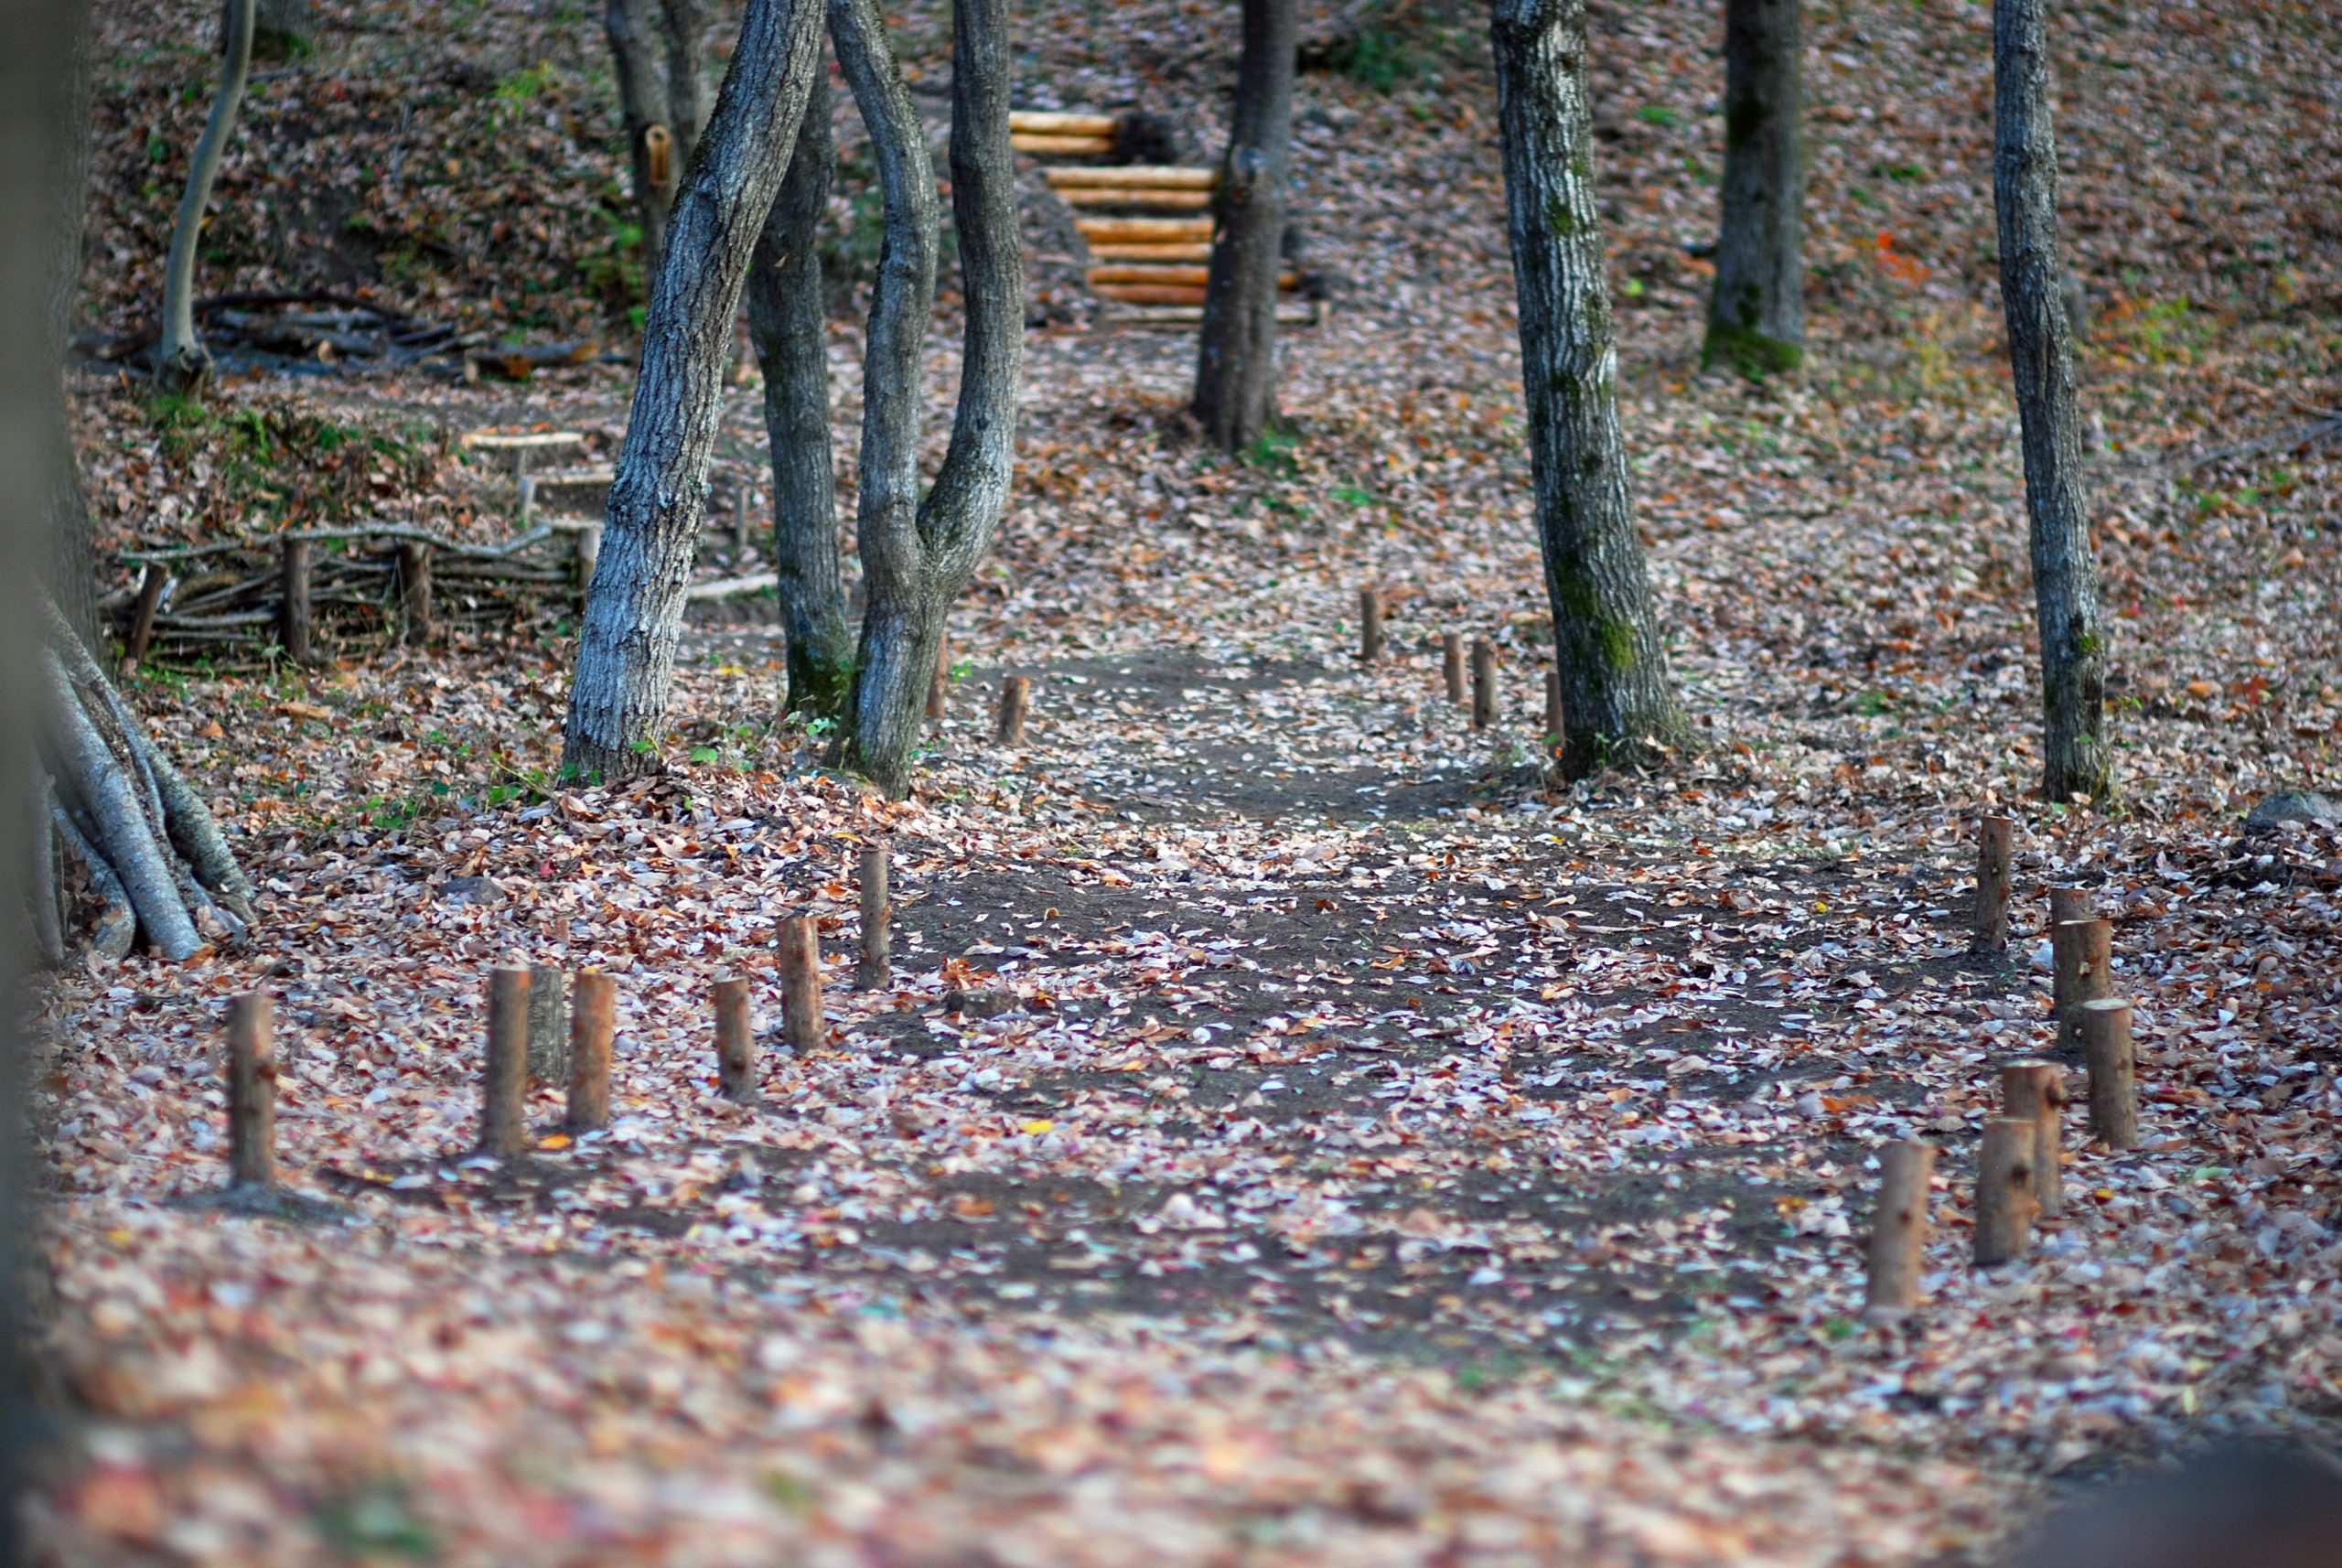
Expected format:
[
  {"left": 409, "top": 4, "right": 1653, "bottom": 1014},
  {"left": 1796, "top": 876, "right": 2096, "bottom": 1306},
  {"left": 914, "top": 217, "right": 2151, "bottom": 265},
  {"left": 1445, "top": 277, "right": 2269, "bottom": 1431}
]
[
  {"left": 106, "top": 522, "right": 589, "bottom": 663},
  {"left": 85, "top": 291, "right": 600, "bottom": 383},
  {"left": 38, "top": 603, "right": 253, "bottom": 963}
]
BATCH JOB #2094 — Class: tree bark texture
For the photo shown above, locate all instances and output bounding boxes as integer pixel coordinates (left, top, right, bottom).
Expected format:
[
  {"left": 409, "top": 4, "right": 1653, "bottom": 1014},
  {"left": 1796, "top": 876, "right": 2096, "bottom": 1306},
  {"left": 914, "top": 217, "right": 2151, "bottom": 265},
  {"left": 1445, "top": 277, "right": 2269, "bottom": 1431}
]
[
  {"left": 1993, "top": 0, "right": 2109, "bottom": 801},
  {"left": 155, "top": 0, "right": 255, "bottom": 398},
  {"left": 607, "top": 0, "right": 713, "bottom": 274},
  {"left": 564, "top": 0, "right": 826, "bottom": 783},
  {"left": 1490, "top": 0, "right": 1688, "bottom": 778},
  {"left": 1703, "top": 0, "right": 1803, "bottom": 378},
  {"left": 747, "top": 64, "right": 854, "bottom": 716},
  {"left": 1191, "top": 0, "right": 1298, "bottom": 451},
  {"left": 836, "top": 0, "right": 1024, "bottom": 793}
]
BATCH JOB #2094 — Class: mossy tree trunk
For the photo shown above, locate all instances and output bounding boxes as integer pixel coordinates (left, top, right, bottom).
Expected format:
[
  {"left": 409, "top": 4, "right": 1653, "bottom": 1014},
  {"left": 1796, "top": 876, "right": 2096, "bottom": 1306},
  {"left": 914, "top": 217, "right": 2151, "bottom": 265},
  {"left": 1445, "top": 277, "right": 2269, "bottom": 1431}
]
[
  {"left": 1191, "top": 0, "right": 1298, "bottom": 452},
  {"left": 1702, "top": 0, "right": 1803, "bottom": 378},
  {"left": 563, "top": 0, "right": 826, "bottom": 783},
  {"left": 746, "top": 65, "right": 853, "bottom": 717},
  {"left": 1993, "top": 0, "right": 2108, "bottom": 800},
  {"left": 1490, "top": 0, "right": 1688, "bottom": 777}
]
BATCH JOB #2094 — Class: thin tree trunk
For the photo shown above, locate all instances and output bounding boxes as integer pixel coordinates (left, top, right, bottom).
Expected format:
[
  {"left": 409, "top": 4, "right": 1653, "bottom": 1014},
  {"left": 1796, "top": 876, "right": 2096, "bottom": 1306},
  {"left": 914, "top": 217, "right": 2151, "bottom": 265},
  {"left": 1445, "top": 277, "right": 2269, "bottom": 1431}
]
[
  {"left": 607, "top": 0, "right": 708, "bottom": 276},
  {"left": 747, "top": 65, "right": 853, "bottom": 715},
  {"left": 155, "top": 0, "right": 256, "bottom": 399},
  {"left": 1191, "top": 0, "right": 1297, "bottom": 452},
  {"left": 1703, "top": 0, "right": 1803, "bottom": 378},
  {"left": 563, "top": 0, "right": 826, "bottom": 783},
  {"left": 838, "top": 0, "right": 1023, "bottom": 793},
  {"left": 660, "top": 0, "right": 710, "bottom": 165},
  {"left": 1490, "top": 0, "right": 1687, "bottom": 778},
  {"left": 1993, "top": 0, "right": 2108, "bottom": 801}
]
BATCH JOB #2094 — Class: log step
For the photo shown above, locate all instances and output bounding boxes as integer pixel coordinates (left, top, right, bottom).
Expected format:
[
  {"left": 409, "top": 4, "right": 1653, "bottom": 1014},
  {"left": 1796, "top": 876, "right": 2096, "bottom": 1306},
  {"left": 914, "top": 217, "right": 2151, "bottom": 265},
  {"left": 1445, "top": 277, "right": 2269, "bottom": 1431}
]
[
  {"left": 1104, "top": 302, "right": 1326, "bottom": 327},
  {"left": 1014, "top": 133, "right": 1114, "bottom": 156},
  {"left": 1045, "top": 165, "right": 1218, "bottom": 190},
  {"left": 1010, "top": 111, "right": 1119, "bottom": 137},
  {"left": 1057, "top": 187, "right": 1213, "bottom": 211},
  {"left": 1092, "top": 282, "right": 1208, "bottom": 306},
  {"left": 1086, "top": 265, "right": 1302, "bottom": 289},
  {"left": 1086, "top": 242, "right": 1214, "bottom": 263},
  {"left": 1074, "top": 215, "right": 1215, "bottom": 245}
]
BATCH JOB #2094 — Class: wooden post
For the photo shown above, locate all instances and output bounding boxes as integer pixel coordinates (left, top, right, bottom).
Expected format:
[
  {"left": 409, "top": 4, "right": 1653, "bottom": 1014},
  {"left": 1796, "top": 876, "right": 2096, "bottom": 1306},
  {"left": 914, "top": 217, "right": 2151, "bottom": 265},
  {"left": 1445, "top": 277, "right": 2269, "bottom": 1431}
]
[
  {"left": 526, "top": 964, "right": 567, "bottom": 1085},
  {"left": 714, "top": 976, "right": 756, "bottom": 1103},
  {"left": 226, "top": 993, "right": 277, "bottom": 1190},
  {"left": 1542, "top": 666, "right": 1564, "bottom": 752},
  {"left": 566, "top": 970, "right": 615, "bottom": 1130},
  {"left": 1972, "top": 815, "right": 2014, "bottom": 951},
  {"left": 1863, "top": 1139, "right": 1933, "bottom": 1318},
  {"left": 1470, "top": 639, "right": 1496, "bottom": 729},
  {"left": 574, "top": 521, "right": 603, "bottom": 596},
  {"left": 124, "top": 564, "right": 168, "bottom": 671},
  {"left": 398, "top": 541, "right": 435, "bottom": 644},
  {"left": 2080, "top": 996, "right": 2137, "bottom": 1150},
  {"left": 926, "top": 636, "right": 950, "bottom": 722},
  {"left": 1442, "top": 632, "right": 1465, "bottom": 704},
  {"left": 517, "top": 474, "right": 537, "bottom": 527},
  {"left": 856, "top": 843, "right": 891, "bottom": 991},
  {"left": 2048, "top": 884, "right": 2091, "bottom": 928},
  {"left": 279, "top": 537, "right": 312, "bottom": 666},
  {"left": 995, "top": 675, "right": 1030, "bottom": 745},
  {"left": 2053, "top": 917, "right": 2111, "bottom": 1054},
  {"left": 1999, "top": 1059, "right": 2064, "bottom": 1219},
  {"left": 777, "top": 915, "right": 823, "bottom": 1052},
  {"left": 1974, "top": 1116, "right": 2037, "bottom": 1265},
  {"left": 1359, "top": 585, "right": 1384, "bottom": 664},
  {"left": 480, "top": 966, "right": 531, "bottom": 1157}
]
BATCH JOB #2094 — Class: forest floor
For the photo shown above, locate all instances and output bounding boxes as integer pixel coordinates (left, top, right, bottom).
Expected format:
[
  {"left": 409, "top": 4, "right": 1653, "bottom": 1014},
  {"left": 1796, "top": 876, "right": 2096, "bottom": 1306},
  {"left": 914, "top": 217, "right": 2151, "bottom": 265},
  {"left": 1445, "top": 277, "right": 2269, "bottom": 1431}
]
[{"left": 32, "top": 0, "right": 2342, "bottom": 1563}]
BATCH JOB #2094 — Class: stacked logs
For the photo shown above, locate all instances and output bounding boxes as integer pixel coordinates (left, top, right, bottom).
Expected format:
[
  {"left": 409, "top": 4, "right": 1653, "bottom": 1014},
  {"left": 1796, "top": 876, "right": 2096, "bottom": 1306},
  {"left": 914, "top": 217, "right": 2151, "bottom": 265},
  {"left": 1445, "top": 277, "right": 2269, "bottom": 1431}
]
[{"left": 1864, "top": 827, "right": 2143, "bottom": 1318}]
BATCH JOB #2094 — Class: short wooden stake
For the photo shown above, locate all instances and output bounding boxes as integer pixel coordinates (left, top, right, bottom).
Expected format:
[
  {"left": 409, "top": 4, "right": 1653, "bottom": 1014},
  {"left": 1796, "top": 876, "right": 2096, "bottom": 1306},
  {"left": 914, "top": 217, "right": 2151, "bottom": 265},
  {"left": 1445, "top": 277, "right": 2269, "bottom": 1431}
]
[
  {"left": 2047, "top": 885, "right": 2091, "bottom": 929},
  {"left": 926, "top": 637, "right": 949, "bottom": 721},
  {"left": 1863, "top": 1139, "right": 1933, "bottom": 1318},
  {"left": 566, "top": 970, "right": 614, "bottom": 1130},
  {"left": 226, "top": 993, "right": 277, "bottom": 1189},
  {"left": 124, "top": 564, "right": 168, "bottom": 671},
  {"left": 777, "top": 915, "right": 824, "bottom": 1052},
  {"left": 526, "top": 964, "right": 567, "bottom": 1085},
  {"left": 994, "top": 675, "right": 1029, "bottom": 745},
  {"left": 480, "top": 966, "right": 531, "bottom": 1157},
  {"left": 1542, "top": 666, "right": 1564, "bottom": 752},
  {"left": 398, "top": 541, "right": 435, "bottom": 644},
  {"left": 2052, "top": 917, "right": 2111, "bottom": 1054},
  {"left": 1359, "top": 585, "right": 1384, "bottom": 664},
  {"left": 1442, "top": 632, "right": 1465, "bottom": 704},
  {"left": 278, "top": 538, "right": 313, "bottom": 665},
  {"left": 1974, "top": 1117, "right": 2037, "bottom": 1266},
  {"left": 573, "top": 521, "right": 603, "bottom": 595},
  {"left": 856, "top": 843, "right": 891, "bottom": 991},
  {"left": 714, "top": 976, "right": 756, "bottom": 1103},
  {"left": 1470, "top": 639, "right": 1496, "bottom": 729},
  {"left": 1972, "top": 815, "right": 2014, "bottom": 951},
  {"left": 1999, "top": 1059, "right": 2064, "bottom": 1219},
  {"left": 2080, "top": 996, "right": 2137, "bottom": 1151}
]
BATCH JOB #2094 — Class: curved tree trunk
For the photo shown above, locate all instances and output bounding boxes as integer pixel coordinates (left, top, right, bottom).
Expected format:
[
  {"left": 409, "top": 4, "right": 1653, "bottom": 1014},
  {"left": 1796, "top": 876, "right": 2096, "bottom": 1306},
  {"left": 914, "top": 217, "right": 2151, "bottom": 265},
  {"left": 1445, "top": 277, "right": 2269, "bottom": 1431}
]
[
  {"left": 746, "top": 65, "right": 853, "bottom": 716},
  {"left": 155, "top": 0, "right": 256, "bottom": 399},
  {"left": 1490, "top": 0, "right": 1687, "bottom": 778},
  {"left": 563, "top": 0, "right": 827, "bottom": 783},
  {"left": 1191, "top": 0, "right": 1297, "bottom": 452},
  {"left": 1993, "top": 0, "right": 2107, "bottom": 801},
  {"left": 1703, "top": 0, "right": 1803, "bottom": 378},
  {"left": 838, "top": 0, "right": 1023, "bottom": 793}
]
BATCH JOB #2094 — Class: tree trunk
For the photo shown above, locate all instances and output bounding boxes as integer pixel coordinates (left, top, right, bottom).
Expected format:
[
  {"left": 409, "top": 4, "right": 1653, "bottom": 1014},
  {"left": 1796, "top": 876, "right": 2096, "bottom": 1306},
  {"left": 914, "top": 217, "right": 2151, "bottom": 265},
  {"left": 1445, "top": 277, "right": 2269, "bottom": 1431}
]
[
  {"left": 837, "top": 0, "right": 1024, "bottom": 793},
  {"left": 155, "top": 0, "right": 255, "bottom": 400},
  {"left": 1993, "top": 0, "right": 2108, "bottom": 801},
  {"left": 606, "top": 0, "right": 710, "bottom": 276},
  {"left": 1703, "top": 0, "right": 1803, "bottom": 378},
  {"left": 747, "top": 64, "right": 853, "bottom": 716},
  {"left": 1191, "top": 0, "right": 1297, "bottom": 452},
  {"left": 1489, "top": 0, "right": 1687, "bottom": 778},
  {"left": 564, "top": 0, "right": 826, "bottom": 783}
]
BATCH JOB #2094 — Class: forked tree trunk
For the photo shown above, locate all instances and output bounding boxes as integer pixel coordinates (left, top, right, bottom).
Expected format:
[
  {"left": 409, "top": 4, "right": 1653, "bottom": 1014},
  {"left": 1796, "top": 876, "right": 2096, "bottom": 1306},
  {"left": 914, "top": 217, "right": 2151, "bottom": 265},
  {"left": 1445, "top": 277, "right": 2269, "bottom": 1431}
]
[
  {"left": 747, "top": 66, "right": 852, "bottom": 717},
  {"left": 155, "top": 0, "right": 256, "bottom": 399},
  {"left": 564, "top": 0, "right": 826, "bottom": 783},
  {"left": 607, "top": 0, "right": 712, "bottom": 275},
  {"left": 1703, "top": 0, "right": 1803, "bottom": 378},
  {"left": 1993, "top": 0, "right": 2108, "bottom": 800},
  {"left": 835, "top": 0, "right": 1024, "bottom": 792},
  {"left": 1490, "top": 0, "right": 1687, "bottom": 777},
  {"left": 1191, "top": 0, "right": 1297, "bottom": 452}
]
